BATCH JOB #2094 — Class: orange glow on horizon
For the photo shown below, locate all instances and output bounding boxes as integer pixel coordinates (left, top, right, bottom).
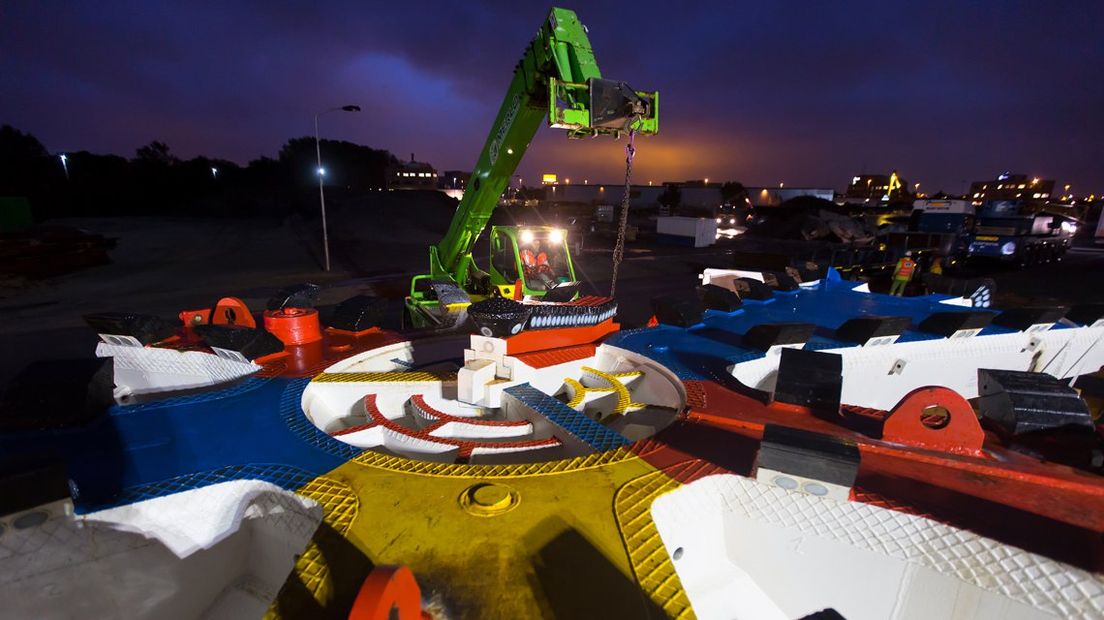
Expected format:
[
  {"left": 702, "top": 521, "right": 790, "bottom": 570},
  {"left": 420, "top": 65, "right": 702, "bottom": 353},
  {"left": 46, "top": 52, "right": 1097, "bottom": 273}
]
[{"left": 525, "top": 134, "right": 743, "bottom": 185}]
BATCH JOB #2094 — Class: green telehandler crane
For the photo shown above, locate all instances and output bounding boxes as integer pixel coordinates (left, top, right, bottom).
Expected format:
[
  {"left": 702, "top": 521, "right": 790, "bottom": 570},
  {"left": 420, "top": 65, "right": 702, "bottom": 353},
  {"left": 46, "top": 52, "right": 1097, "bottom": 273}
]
[{"left": 404, "top": 7, "right": 659, "bottom": 329}]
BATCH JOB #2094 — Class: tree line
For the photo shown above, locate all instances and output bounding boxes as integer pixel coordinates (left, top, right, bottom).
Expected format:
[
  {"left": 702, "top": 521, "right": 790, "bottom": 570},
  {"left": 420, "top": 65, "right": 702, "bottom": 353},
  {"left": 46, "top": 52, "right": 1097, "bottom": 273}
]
[{"left": 0, "top": 125, "right": 400, "bottom": 221}]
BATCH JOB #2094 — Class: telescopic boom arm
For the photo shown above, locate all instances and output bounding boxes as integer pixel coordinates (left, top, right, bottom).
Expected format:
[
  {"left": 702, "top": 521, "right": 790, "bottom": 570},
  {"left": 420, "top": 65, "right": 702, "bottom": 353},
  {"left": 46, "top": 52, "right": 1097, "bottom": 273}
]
[{"left": 426, "top": 7, "right": 659, "bottom": 289}]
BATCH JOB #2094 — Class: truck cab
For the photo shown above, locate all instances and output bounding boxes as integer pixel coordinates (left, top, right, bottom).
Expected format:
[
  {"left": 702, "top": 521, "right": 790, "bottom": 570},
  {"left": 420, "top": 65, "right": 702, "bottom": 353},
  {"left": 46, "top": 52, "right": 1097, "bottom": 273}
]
[{"left": 967, "top": 199, "right": 1075, "bottom": 267}]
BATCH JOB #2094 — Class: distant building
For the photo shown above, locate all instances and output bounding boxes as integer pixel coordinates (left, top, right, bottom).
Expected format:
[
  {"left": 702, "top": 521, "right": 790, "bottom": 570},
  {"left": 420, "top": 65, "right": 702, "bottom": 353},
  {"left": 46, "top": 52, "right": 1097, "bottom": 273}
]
[
  {"left": 541, "top": 181, "right": 744, "bottom": 211},
  {"left": 387, "top": 153, "right": 437, "bottom": 190},
  {"left": 631, "top": 185, "right": 665, "bottom": 209},
  {"left": 967, "top": 173, "right": 1054, "bottom": 206},
  {"left": 441, "top": 170, "right": 469, "bottom": 190},
  {"left": 543, "top": 183, "right": 665, "bottom": 209},
  {"left": 678, "top": 186, "right": 724, "bottom": 210},
  {"left": 846, "top": 172, "right": 909, "bottom": 204},
  {"left": 746, "top": 187, "right": 834, "bottom": 207}
]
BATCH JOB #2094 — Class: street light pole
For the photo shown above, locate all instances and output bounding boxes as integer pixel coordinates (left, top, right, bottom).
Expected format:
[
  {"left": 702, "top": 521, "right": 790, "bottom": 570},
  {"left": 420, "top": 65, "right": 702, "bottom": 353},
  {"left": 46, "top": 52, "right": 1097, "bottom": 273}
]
[
  {"left": 313, "top": 114, "right": 330, "bottom": 271},
  {"left": 314, "top": 104, "right": 361, "bottom": 272}
]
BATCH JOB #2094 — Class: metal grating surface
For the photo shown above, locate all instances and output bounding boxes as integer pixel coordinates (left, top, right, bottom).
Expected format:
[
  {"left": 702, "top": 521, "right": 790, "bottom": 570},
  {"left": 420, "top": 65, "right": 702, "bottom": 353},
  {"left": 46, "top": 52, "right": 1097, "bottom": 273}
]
[
  {"left": 268, "top": 475, "right": 360, "bottom": 617},
  {"left": 581, "top": 366, "right": 645, "bottom": 415},
  {"left": 514, "top": 344, "right": 597, "bottom": 368},
  {"left": 504, "top": 383, "right": 630, "bottom": 451},
  {"left": 614, "top": 460, "right": 721, "bottom": 619},
  {"left": 311, "top": 371, "right": 454, "bottom": 383},
  {"left": 352, "top": 445, "right": 638, "bottom": 478},
  {"left": 682, "top": 380, "right": 708, "bottom": 410},
  {"left": 280, "top": 378, "right": 364, "bottom": 460}
]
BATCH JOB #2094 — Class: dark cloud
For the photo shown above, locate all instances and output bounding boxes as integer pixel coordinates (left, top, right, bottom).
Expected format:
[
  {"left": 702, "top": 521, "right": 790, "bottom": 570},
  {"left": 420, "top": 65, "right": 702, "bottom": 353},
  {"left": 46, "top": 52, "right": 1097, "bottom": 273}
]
[{"left": 2, "top": 1, "right": 1101, "bottom": 194}]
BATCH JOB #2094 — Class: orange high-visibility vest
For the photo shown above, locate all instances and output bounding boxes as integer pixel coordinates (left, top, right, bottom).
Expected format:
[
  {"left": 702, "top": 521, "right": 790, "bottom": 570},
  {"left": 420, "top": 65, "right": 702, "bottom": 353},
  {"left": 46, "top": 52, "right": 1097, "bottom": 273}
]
[
  {"left": 894, "top": 258, "right": 916, "bottom": 279},
  {"left": 521, "top": 249, "right": 548, "bottom": 268}
]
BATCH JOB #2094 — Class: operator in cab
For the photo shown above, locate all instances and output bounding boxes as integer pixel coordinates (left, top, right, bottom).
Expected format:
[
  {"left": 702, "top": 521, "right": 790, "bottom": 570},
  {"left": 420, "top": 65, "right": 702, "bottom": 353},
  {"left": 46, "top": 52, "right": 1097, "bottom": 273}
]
[
  {"left": 521, "top": 240, "right": 550, "bottom": 275},
  {"left": 519, "top": 233, "right": 574, "bottom": 291},
  {"left": 521, "top": 239, "right": 556, "bottom": 289}
]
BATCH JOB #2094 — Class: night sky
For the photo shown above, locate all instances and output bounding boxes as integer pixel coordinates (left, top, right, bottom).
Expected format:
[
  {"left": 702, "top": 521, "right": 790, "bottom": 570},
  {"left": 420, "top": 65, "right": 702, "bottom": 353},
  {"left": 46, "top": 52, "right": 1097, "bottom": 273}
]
[{"left": 3, "top": 1, "right": 1102, "bottom": 195}]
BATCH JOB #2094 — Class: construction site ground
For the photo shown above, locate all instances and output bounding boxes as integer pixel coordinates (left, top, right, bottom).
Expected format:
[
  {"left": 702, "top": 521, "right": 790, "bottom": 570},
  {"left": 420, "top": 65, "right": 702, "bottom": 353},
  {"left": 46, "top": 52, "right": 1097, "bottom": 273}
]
[{"left": 2, "top": 197, "right": 1102, "bottom": 387}]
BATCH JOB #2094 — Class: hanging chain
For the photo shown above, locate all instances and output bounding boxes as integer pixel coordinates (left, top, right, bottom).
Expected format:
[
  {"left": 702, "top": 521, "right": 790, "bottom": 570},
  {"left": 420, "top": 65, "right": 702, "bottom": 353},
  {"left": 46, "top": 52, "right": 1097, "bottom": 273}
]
[{"left": 609, "top": 120, "right": 639, "bottom": 298}]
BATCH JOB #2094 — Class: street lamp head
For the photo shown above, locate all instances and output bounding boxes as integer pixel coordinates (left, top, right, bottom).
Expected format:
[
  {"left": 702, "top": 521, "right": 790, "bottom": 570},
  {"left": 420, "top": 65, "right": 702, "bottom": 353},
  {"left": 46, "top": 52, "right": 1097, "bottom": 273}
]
[
  {"left": 317, "top": 167, "right": 326, "bottom": 177},
  {"left": 340, "top": 105, "right": 361, "bottom": 112},
  {"left": 59, "top": 154, "right": 67, "bottom": 163}
]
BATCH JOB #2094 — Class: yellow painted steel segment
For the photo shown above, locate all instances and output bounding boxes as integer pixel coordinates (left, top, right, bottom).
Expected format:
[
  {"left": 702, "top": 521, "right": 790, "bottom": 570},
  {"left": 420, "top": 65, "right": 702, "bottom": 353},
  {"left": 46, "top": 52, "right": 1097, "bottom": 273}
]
[
  {"left": 608, "top": 370, "right": 646, "bottom": 380},
  {"left": 581, "top": 366, "right": 648, "bottom": 415},
  {"left": 353, "top": 444, "right": 638, "bottom": 477},
  {"left": 312, "top": 371, "right": 454, "bottom": 383},
  {"left": 614, "top": 465, "right": 707, "bottom": 619},
  {"left": 345, "top": 455, "right": 655, "bottom": 616},
  {"left": 266, "top": 476, "right": 362, "bottom": 618},
  {"left": 563, "top": 376, "right": 590, "bottom": 410},
  {"left": 271, "top": 448, "right": 694, "bottom": 618}
]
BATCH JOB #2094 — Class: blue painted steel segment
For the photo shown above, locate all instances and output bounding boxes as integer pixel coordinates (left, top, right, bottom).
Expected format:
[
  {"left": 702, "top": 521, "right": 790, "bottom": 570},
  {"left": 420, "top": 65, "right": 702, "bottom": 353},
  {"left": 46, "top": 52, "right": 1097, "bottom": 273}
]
[
  {"left": 0, "top": 377, "right": 351, "bottom": 512},
  {"left": 607, "top": 272, "right": 1003, "bottom": 380},
  {"left": 504, "top": 383, "right": 630, "bottom": 451},
  {"left": 279, "top": 378, "right": 363, "bottom": 460}
]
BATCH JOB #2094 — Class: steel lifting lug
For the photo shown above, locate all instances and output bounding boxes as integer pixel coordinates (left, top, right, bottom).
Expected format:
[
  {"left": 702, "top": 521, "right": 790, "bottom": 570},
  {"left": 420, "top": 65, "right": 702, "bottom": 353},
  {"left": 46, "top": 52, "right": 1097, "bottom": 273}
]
[{"left": 889, "top": 359, "right": 907, "bottom": 375}]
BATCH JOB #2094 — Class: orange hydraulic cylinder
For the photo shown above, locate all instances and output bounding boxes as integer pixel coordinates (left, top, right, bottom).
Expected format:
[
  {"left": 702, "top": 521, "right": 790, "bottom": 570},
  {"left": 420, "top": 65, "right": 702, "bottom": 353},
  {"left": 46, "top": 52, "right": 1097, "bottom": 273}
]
[{"left": 263, "top": 307, "right": 322, "bottom": 345}]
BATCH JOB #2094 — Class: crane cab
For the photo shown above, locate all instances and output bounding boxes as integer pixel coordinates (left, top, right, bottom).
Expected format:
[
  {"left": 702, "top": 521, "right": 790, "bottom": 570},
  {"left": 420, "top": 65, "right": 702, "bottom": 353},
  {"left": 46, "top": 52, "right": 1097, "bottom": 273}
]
[
  {"left": 488, "top": 225, "right": 577, "bottom": 299},
  {"left": 404, "top": 225, "right": 578, "bottom": 329}
]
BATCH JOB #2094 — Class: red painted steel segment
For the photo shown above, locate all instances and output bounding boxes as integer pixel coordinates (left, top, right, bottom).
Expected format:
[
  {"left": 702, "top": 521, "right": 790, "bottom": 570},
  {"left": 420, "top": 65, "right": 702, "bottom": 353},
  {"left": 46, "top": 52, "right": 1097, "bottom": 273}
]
[
  {"left": 331, "top": 395, "right": 560, "bottom": 459},
  {"left": 882, "top": 386, "right": 985, "bottom": 457},
  {"left": 408, "top": 394, "right": 528, "bottom": 427},
  {"left": 347, "top": 565, "right": 427, "bottom": 620},
  {"left": 514, "top": 344, "right": 597, "bottom": 368},
  {"left": 505, "top": 318, "right": 619, "bottom": 355}
]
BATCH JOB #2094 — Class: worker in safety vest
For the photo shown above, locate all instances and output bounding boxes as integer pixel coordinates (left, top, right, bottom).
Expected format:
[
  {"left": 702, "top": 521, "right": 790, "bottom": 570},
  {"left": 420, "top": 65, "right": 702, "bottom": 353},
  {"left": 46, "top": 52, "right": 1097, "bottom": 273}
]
[
  {"left": 889, "top": 250, "right": 916, "bottom": 296},
  {"left": 929, "top": 255, "right": 944, "bottom": 276}
]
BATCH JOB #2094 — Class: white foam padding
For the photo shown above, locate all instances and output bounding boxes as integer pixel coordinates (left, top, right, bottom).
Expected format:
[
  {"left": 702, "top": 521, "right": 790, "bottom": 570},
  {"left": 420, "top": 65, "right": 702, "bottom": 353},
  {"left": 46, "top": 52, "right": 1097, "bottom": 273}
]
[
  {"left": 651, "top": 474, "right": 1104, "bottom": 620},
  {"left": 97, "top": 342, "right": 260, "bottom": 400},
  {"left": 731, "top": 324, "right": 1104, "bottom": 410},
  {"left": 84, "top": 480, "right": 320, "bottom": 557},
  {"left": 1, "top": 481, "right": 322, "bottom": 619}
]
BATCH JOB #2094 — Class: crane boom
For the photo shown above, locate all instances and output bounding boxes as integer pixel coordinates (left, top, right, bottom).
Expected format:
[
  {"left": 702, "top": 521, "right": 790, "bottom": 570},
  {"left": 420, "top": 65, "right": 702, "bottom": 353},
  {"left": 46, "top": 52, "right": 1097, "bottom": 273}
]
[{"left": 425, "top": 7, "right": 658, "bottom": 289}]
